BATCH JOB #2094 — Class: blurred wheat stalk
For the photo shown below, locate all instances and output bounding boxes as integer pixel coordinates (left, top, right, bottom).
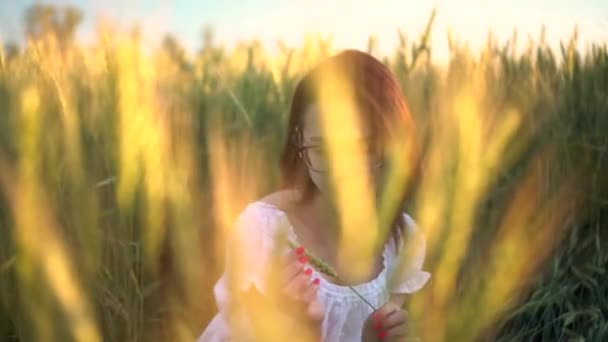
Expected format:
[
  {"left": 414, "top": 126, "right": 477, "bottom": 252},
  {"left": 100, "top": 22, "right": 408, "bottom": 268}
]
[{"left": 0, "top": 8, "right": 607, "bottom": 342}]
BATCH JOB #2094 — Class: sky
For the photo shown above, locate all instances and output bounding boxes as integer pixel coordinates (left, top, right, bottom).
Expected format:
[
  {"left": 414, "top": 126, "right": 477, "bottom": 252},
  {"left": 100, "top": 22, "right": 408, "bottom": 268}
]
[{"left": 1, "top": 0, "right": 607, "bottom": 61}]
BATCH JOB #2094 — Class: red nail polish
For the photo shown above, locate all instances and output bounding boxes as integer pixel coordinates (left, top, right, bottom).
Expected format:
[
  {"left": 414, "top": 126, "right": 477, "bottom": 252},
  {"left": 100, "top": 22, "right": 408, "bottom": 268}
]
[
  {"left": 298, "top": 255, "right": 309, "bottom": 264},
  {"left": 377, "top": 331, "right": 387, "bottom": 340},
  {"left": 373, "top": 312, "right": 382, "bottom": 321},
  {"left": 295, "top": 246, "right": 305, "bottom": 255},
  {"left": 373, "top": 321, "right": 382, "bottom": 330},
  {"left": 312, "top": 278, "right": 320, "bottom": 286},
  {"left": 304, "top": 268, "right": 313, "bottom": 276}
]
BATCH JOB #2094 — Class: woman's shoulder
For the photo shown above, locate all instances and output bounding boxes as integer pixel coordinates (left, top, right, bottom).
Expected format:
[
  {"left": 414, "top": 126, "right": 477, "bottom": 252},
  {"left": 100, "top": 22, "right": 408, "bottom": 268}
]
[
  {"left": 215, "top": 191, "right": 301, "bottom": 298},
  {"left": 235, "top": 190, "right": 300, "bottom": 237},
  {"left": 256, "top": 189, "right": 301, "bottom": 210},
  {"left": 240, "top": 189, "right": 296, "bottom": 215}
]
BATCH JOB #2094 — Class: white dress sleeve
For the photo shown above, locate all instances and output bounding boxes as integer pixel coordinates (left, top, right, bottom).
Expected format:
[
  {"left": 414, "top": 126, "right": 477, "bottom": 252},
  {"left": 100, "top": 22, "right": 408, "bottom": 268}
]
[
  {"left": 225, "top": 204, "right": 278, "bottom": 294},
  {"left": 199, "top": 203, "right": 286, "bottom": 342},
  {"left": 389, "top": 214, "right": 431, "bottom": 294}
]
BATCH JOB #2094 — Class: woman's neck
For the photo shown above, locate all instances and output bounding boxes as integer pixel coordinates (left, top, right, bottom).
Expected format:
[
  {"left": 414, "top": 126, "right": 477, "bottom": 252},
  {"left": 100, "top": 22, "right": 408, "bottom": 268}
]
[
  {"left": 295, "top": 191, "right": 341, "bottom": 245},
  {"left": 296, "top": 190, "right": 387, "bottom": 285}
]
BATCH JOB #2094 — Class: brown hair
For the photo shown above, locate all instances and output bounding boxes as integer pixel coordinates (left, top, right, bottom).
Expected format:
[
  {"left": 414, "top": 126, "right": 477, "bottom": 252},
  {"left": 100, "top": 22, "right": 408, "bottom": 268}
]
[{"left": 279, "top": 49, "right": 421, "bottom": 243}]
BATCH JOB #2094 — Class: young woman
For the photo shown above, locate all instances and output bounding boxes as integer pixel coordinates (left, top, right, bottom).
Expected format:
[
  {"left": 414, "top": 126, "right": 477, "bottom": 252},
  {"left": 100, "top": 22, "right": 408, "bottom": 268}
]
[{"left": 199, "top": 50, "right": 431, "bottom": 342}]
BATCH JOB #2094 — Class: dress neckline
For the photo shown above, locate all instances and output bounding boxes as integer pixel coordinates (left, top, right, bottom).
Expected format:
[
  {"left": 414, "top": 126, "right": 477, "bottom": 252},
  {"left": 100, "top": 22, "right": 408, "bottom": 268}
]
[{"left": 251, "top": 201, "right": 392, "bottom": 297}]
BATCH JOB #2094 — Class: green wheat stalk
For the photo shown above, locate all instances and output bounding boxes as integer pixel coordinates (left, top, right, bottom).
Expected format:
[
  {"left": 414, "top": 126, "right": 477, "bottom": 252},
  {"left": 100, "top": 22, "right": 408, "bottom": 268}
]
[{"left": 286, "top": 240, "right": 377, "bottom": 311}]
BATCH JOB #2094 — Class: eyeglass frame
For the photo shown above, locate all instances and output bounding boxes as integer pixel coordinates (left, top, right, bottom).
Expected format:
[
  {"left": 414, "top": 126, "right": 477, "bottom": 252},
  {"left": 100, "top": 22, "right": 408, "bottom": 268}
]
[
  {"left": 295, "top": 144, "right": 384, "bottom": 172},
  {"left": 291, "top": 126, "right": 385, "bottom": 172}
]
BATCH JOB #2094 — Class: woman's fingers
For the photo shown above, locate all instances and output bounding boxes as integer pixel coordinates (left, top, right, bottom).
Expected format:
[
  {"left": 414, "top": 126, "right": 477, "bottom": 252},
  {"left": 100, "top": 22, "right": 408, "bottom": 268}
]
[
  {"left": 282, "top": 246, "right": 306, "bottom": 266},
  {"left": 372, "top": 301, "right": 400, "bottom": 325},
  {"left": 280, "top": 246, "right": 316, "bottom": 303},
  {"left": 383, "top": 329, "right": 407, "bottom": 342},
  {"left": 282, "top": 270, "right": 313, "bottom": 300},
  {"left": 281, "top": 247, "right": 309, "bottom": 286},
  {"left": 307, "top": 298, "right": 325, "bottom": 323},
  {"left": 281, "top": 259, "right": 306, "bottom": 286},
  {"left": 300, "top": 277, "right": 319, "bottom": 302},
  {"left": 370, "top": 303, "right": 410, "bottom": 342},
  {"left": 278, "top": 246, "right": 324, "bottom": 327},
  {"left": 379, "top": 308, "right": 407, "bottom": 331},
  {"left": 305, "top": 276, "right": 323, "bottom": 321},
  {"left": 383, "top": 324, "right": 407, "bottom": 342}
]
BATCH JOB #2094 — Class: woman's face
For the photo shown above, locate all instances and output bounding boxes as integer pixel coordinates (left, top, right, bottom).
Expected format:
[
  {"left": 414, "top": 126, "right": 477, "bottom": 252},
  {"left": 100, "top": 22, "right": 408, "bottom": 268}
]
[{"left": 299, "top": 103, "right": 384, "bottom": 198}]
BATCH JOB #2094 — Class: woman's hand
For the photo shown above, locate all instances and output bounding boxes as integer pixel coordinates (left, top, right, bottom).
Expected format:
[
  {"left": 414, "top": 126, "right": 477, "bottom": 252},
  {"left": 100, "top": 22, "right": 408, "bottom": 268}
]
[
  {"left": 361, "top": 301, "right": 413, "bottom": 342},
  {"left": 279, "top": 246, "right": 325, "bottom": 332}
]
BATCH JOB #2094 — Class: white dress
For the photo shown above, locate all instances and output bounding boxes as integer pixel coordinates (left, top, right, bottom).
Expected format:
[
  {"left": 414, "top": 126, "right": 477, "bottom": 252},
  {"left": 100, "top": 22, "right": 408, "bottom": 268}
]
[{"left": 198, "top": 201, "right": 431, "bottom": 342}]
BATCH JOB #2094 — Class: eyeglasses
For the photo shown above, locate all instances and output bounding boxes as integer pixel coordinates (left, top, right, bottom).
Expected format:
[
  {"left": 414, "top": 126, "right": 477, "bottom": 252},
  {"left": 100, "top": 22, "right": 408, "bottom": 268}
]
[{"left": 296, "top": 143, "right": 384, "bottom": 173}]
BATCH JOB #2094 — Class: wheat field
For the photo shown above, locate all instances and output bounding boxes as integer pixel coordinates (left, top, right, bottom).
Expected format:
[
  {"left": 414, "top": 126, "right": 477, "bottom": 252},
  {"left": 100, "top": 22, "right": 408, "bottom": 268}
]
[{"left": 0, "top": 10, "right": 607, "bottom": 342}]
